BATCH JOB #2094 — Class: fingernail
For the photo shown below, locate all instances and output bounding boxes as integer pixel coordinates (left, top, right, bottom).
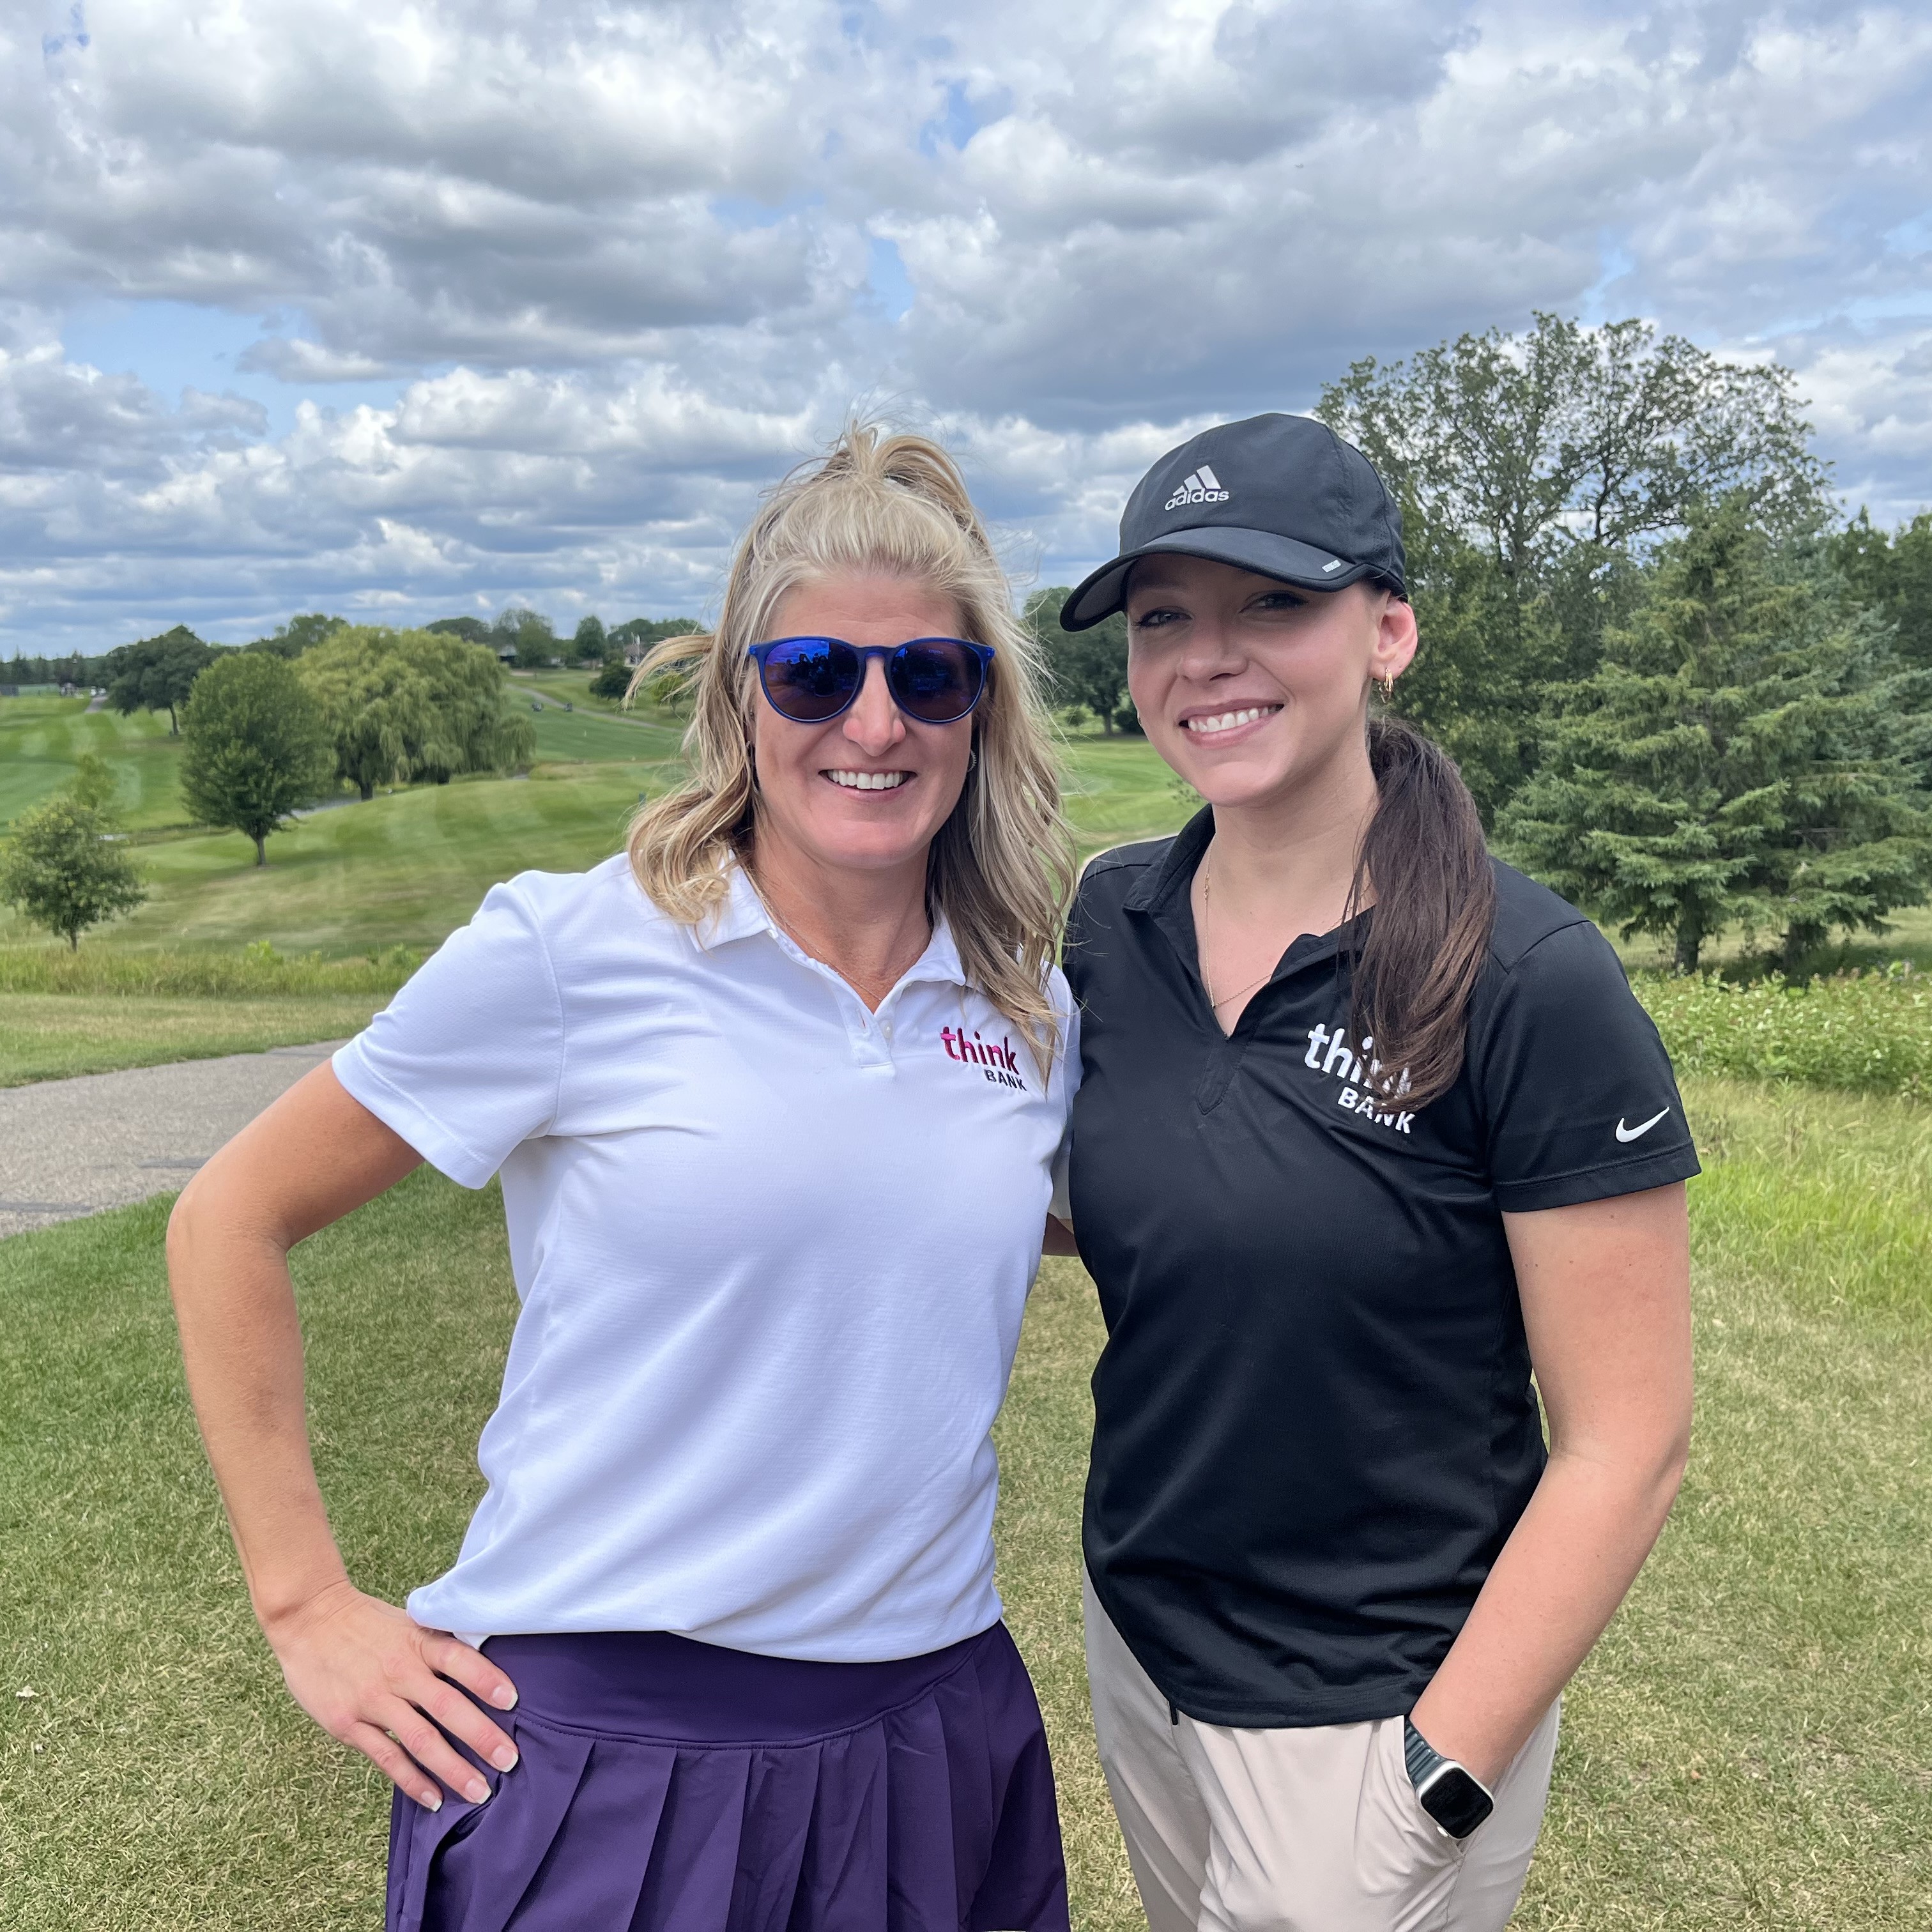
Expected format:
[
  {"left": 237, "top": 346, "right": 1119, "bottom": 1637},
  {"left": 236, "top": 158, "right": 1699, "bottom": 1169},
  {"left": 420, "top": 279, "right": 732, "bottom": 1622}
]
[
  {"left": 421, "top": 1791, "right": 443, "bottom": 1813},
  {"left": 491, "top": 1685, "right": 518, "bottom": 1710},
  {"left": 491, "top": 1746, "right": 519, "bottom": 1773},
  {"left": 466, "top": 1777, "right": 491, "bottom": 1804}
]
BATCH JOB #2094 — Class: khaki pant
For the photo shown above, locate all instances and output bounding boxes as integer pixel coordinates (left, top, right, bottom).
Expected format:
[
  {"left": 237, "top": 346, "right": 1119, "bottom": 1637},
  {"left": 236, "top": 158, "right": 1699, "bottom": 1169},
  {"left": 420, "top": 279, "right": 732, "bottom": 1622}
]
[{"left": 1084, "top": 1574, "right": 1559, "bottom": 1932}]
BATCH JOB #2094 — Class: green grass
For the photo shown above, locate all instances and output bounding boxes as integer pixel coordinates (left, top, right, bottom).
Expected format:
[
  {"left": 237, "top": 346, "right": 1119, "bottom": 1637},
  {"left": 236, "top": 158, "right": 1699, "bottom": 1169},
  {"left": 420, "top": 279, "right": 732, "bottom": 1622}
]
[
  {"left": 0, "top": 718, "right": 1177, "bottom": 960},
  {"left": 523, "top": 701, "right": 685, "bottom": 765},
  {"left": 0, "top": 763, "right": 682, "bottom": 956},
  {"left": 1514, "top": 1078, "right": 1932, "bottom": 1929},
  {"left": 0, "top": 696, "right": 188, "bottom": 832},
  {"left": 0, "top": 943, "right": 417, "bottom": 997},
  {"left": 0, "top": 994, "right": 385, "bottom": 1087},
  {"left": 3, "top": 1081, "right": 1930, "bottom": 1926},
  {"left": 1058, "top": 729, "right": 1195, "bottom": 862}
]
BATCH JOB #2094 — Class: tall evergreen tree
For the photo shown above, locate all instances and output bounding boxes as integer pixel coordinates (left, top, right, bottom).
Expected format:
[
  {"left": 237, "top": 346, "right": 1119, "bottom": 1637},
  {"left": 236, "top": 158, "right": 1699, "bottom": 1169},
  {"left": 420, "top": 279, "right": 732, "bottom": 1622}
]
[
  {"left": 1501, "top": 498, "right": 1932, "bottom": 973},
  {"left": 1834, "top": 509, "right": 1932, "bottom": 671}
]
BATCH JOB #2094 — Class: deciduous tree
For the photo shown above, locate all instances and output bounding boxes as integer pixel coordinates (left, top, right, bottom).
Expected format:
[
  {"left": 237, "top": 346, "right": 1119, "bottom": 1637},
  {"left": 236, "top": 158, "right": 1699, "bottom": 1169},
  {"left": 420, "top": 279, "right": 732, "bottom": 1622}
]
[
  {"left": 493, "top": 607, "right": 558, "bottom": 670},
  {"left": 1024, "top": 588, "right": 1137, "bottom": 733},
  {"left": 572, "top": 615, "right": 608, "bottom": 664},
  {"left": 1319, "top": 314, "right": 1827, "bottom": 818},
  {"left": 298, "top": 627, "right": 535, "bottom": 798},
  {"left": 248, "top": 613, "right": 348, "bottom": 659},
  {"left": 424, "top": 616, "right": 491, "bottom": 645},
  {"left": 103, "top": 625, "right": 217, "bottom": 735},
  {"left": 178, "top": 652, "right": 334, "bottom": 866},
  {"left": 0, "top": 781, "right": 146, "bottom": 949}
]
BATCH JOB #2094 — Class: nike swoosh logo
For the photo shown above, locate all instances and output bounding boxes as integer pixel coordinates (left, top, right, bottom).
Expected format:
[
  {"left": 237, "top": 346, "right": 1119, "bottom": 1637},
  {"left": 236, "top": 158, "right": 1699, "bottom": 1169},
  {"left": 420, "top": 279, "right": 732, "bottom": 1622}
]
[{"left": 1616, "top": 1108, "right": 1671, "bottom": 1143}]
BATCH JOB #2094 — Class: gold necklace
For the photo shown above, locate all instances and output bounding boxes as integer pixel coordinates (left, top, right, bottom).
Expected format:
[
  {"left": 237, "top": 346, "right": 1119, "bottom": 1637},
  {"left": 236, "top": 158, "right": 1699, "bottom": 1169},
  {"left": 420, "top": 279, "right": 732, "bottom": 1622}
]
[{"left": 1200, "top": 849, "right": 1277, "bottom": 1012}]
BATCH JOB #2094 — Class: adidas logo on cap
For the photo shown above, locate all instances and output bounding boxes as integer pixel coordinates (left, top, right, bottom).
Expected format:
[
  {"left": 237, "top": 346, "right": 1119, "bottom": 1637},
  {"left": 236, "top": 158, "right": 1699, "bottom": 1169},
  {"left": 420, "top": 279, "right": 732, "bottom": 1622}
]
[{"left": 1165, "top": 464, "right": 1230, "bottom": 511}]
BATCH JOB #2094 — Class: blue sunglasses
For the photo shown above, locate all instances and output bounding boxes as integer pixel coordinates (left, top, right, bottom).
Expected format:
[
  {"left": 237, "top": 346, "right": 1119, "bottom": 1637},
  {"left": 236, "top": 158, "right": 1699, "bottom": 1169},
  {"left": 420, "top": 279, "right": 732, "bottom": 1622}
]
[{"left": 747, "top": 635, "right": 995, "bottom": 726}]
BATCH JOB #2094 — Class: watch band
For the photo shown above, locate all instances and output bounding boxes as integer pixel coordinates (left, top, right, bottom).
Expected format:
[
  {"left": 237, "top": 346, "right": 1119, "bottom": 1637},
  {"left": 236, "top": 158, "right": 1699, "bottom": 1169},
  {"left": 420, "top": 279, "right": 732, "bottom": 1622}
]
[{"left": 1402, "top": 1717, "right": 1496, "bottom": 1839}]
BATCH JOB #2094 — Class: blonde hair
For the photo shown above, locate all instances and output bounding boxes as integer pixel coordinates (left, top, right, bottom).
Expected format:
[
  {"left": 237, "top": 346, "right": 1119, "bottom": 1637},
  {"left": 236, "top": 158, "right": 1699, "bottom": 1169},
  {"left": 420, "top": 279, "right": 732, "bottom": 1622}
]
[{"left": 625, "top": 422, "right": 1074, "bottom": 1068}]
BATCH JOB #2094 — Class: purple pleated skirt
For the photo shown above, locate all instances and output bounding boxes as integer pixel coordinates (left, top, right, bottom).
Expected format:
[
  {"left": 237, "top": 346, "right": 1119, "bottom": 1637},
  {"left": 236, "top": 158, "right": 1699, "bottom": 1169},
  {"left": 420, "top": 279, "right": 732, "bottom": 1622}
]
[{"left": 386, "top": 1621, "right": 1070, "bottom": 1932}]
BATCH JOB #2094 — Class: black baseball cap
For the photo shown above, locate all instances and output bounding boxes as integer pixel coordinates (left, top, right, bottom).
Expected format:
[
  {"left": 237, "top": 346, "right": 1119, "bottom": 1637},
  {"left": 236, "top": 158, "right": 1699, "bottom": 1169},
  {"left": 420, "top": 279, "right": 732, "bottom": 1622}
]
[{"left": 1061, "top": 412, "right": 1407, "bottom": 630}]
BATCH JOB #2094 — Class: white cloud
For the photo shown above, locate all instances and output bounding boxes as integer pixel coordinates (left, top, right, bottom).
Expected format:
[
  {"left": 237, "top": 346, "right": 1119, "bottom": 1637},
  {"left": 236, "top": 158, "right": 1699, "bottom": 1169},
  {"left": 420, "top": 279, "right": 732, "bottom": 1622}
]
[{"left": 0, "top": 0, "right": 1927, "bottom": 652}]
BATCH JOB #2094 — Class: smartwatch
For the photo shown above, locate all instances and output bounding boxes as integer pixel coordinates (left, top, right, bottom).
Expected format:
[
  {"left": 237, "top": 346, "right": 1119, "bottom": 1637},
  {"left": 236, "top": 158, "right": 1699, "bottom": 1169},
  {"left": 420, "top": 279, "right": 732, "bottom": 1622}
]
[{"left": 1402, "top": 1717, "right": 1494, "bottom": 1839}]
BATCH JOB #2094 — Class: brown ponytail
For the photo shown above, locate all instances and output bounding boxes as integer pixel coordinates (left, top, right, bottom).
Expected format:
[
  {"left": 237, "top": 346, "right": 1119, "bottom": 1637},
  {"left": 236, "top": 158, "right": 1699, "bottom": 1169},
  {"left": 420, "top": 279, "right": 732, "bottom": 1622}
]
[{"left": 1344, "top": 717, "right": 1496, "bottom": 1109}]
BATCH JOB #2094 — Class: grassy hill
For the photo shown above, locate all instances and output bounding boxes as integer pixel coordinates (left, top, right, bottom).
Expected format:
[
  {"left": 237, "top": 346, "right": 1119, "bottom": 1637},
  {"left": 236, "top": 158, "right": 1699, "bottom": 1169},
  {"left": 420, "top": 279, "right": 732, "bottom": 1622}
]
[
  {"left": 3, "top": 678, "right": 1925, "bottom": 1023},
  {"left": 0, "top": 683, "right": 1188, "bottom": 958},
  {"left": 0, "top": 697, "right": 186, "bottom": 832}
]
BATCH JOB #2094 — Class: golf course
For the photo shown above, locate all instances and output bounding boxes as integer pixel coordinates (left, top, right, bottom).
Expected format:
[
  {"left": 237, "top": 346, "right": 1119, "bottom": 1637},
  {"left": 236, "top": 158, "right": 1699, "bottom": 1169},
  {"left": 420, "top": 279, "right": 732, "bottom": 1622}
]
[{"left": 2, "top": 677, "right": 1929, "bottom": 1928}]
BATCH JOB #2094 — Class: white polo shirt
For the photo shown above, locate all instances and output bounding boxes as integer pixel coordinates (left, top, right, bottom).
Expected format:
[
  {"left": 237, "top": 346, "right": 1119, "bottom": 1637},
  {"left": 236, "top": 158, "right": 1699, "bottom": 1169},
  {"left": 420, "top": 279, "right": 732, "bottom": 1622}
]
[{"left": 332, "top": 854, "right": 1078, "bottom": 1661}]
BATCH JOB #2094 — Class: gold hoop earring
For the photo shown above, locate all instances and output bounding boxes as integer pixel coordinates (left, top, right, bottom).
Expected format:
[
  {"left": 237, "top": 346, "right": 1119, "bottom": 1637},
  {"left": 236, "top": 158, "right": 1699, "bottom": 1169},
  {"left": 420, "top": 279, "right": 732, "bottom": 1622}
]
[{"left": 1376, "top": 673, "right": 1395, "bottom": 703}]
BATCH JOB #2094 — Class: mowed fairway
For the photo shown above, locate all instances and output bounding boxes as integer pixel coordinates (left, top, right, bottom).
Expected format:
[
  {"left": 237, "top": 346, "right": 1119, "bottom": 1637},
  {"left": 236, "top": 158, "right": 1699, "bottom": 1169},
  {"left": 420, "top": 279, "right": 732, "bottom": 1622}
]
[
  {"left": 2, "top": 1080, "right": 1929, "bottom": 1929},
  {"left": 0, "top": 689, "right": 1181, "bottom": 962},
  {"left": 0, "top": 697, "right": 188, "bottom": 831}
]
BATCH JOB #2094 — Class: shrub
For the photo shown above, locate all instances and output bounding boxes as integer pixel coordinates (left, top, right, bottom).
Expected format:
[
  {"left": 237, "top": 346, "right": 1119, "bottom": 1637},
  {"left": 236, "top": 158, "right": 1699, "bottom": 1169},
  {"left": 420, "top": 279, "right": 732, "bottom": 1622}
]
[{"left": 1635, "top": 966, "right": 1932, "bottom": 1097}]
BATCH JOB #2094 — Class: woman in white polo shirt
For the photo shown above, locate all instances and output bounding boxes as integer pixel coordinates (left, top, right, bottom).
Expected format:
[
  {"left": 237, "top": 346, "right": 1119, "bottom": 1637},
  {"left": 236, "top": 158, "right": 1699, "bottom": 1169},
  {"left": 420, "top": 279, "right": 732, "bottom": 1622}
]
[{"left": 167, "top": 426, "right": 1079, "bottom": 1931}]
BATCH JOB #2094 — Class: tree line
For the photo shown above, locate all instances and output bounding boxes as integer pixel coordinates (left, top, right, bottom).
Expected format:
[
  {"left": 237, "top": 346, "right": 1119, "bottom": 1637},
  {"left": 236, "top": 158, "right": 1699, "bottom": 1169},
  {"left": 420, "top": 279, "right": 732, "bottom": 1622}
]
[
  {"left": 1025, "top": 314, "right": 1931, "bottom": 974},
  {"left": 8, "top": 312, "right": 1931, "bottom": 968},
  {"left": 0, "top": 603, "right": 697, "bottom": 707},
  {"left": 0, "top": 602, "right": 706, "bottom": 945}
]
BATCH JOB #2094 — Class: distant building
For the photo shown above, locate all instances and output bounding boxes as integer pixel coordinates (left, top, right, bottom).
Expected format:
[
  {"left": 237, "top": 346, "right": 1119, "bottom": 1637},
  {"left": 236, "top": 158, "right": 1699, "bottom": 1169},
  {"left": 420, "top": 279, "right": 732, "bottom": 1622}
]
[{"left": 623, "top": 638, "right": 649, "bottom": 667}]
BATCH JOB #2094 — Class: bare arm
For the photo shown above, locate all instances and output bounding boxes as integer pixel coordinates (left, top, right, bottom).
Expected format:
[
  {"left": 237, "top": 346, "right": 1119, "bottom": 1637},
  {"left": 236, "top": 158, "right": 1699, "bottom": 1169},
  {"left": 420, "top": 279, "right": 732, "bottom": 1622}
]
[
  {"left": 167, "top": 1063, "right": 521, "bottom": 1810},
  {"left": 1408, "top": 1183, "right": 1693, "bottom": 1787}
]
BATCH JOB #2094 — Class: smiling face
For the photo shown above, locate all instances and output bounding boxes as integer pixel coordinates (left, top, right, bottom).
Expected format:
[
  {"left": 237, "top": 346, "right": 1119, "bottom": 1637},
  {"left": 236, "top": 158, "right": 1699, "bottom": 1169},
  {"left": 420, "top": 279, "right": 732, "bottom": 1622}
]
[
  {"left": 1124, "top": 555, "right": 1417, "bottom": 813},
  {"left": 746, "top": 571, "right": 976, "bottom": 885}
]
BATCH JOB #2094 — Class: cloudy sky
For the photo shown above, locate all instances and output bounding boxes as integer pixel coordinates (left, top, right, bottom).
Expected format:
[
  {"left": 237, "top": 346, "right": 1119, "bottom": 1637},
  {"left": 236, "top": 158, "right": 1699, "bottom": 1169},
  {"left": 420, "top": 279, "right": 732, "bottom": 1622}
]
[{"left": 3, "top": 0, "right": 1928, "bottom": 655}]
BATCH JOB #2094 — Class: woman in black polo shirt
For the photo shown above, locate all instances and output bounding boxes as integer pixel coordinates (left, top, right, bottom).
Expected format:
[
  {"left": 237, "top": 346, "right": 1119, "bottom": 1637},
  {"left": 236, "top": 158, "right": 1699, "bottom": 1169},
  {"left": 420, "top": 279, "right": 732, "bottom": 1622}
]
[{"left": 1049, "top": 415, "right": 1698, "bottom": 1931}]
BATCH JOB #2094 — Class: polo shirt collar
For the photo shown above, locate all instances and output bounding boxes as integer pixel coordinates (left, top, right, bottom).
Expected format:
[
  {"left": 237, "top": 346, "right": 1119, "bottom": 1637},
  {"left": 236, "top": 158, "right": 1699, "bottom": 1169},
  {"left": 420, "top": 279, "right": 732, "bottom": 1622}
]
[
  {"left": 696, "top": 861, "right": 970, "bottom": 990},
  {"left": 694, "top": 862, "right": 775, "bottom": 950},
  {"left": 1121, "top": 804, "right": 1365, "bottom": 990}
]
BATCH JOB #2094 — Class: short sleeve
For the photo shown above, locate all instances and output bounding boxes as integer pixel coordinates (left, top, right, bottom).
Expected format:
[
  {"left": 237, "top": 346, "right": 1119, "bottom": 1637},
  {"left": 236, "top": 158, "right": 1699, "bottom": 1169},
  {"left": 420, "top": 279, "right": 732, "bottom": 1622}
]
[
  {"left": 333, "top": 880, "right": 564, "bottom": 1188},
  {"left": 1471, "top": 920, "right": 1700, "bottom": 1213},
  {"left": 1050, "top": 985, "right": 1082, "bottom": 1223}
]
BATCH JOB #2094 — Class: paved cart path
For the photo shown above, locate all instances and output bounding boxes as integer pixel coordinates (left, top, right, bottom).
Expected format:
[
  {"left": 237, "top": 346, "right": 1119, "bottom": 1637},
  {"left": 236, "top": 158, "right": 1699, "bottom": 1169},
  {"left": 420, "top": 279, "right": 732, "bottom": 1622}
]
[{"left": 0, "top": 1039, "right": 345, "bottom": 1239}]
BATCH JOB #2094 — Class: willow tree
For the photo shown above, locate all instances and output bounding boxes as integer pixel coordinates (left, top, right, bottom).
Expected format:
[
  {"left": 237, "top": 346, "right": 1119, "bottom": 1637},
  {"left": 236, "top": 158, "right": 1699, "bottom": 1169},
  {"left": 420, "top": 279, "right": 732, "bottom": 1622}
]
[{"left": 298, "top": 626, "right": 535, "bottom": 799}]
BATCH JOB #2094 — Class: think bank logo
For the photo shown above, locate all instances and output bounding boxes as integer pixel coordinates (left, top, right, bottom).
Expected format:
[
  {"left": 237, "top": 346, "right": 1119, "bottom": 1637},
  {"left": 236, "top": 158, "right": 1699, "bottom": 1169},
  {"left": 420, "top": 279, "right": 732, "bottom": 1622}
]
[
  {"left": 1305, "top": 1022, "right": 1414, "bottom": 1133},
  {"left": 1165, "top": 463, "right": 1230, "bottom": 510},
  {"left": 942, "top": 1026, "right": 1028, "bottom": 1091}
]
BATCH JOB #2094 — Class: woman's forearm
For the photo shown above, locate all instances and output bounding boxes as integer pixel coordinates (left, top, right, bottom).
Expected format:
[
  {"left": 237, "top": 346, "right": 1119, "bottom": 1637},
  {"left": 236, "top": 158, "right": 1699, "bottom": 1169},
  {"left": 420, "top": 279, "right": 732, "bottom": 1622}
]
[
  {"left": 167, "top": 1188, "right": 353, "bottom": 1632},
  {"left": 165, "top": 1065, "right": 521, "bottom": 1809},
  {"left": 165, "top": 1066, "right": 423, "bottom": 1633},
  {"left": 1408, "top": 1431, "right": 1687, "bottom": 1788}
]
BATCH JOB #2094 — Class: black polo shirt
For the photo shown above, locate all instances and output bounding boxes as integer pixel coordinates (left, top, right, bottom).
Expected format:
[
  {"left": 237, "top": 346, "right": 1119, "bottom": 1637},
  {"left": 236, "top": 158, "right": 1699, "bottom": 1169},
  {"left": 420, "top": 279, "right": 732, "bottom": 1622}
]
[{"left": 1064, "top": 809, "right": 1699, "bottom": 1728}]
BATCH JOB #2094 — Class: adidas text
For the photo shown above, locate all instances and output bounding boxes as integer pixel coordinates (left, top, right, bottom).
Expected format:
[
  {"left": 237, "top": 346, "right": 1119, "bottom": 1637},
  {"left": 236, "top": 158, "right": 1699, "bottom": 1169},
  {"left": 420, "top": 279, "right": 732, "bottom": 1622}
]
[{"left": 1165, "top": 464, "right": 1230, "bottom": 510}]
